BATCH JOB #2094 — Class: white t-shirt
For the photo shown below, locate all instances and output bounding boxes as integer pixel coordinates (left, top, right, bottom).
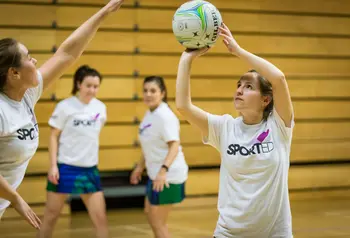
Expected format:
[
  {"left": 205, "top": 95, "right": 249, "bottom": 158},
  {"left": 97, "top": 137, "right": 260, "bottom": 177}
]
[
  {"left": 204, "top": 108, "right": 294, "bottom": 238},
  {"left": 0, "top": 70, "right": 43, "bottom": 215},
  {"left": 138, "top": 102, "right": 188, "bottom": 184},
  {"left": 48, "top": 96, "right": 107, "bottom": 167}
]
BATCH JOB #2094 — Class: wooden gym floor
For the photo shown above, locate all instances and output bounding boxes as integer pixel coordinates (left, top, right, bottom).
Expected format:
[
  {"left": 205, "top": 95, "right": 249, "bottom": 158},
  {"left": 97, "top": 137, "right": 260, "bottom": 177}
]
[{"left": 1, "top": 191, "right": 350, "bottom": 238}]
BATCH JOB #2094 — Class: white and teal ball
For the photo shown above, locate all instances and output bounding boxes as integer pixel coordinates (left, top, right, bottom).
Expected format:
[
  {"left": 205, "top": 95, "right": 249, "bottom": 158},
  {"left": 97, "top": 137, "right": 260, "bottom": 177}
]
[{"left": 172, "top": 0, "right": 223, "bottom": 49}]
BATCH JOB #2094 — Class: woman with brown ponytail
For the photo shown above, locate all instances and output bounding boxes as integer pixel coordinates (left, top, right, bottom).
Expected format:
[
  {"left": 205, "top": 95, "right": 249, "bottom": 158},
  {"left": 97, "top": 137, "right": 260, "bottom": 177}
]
[
  {"left": 175, "top": 23, "right": 294, "bottom": 238},
  {"left": 38, "top": 65, "right": 108, "bottom": 238},
  {"left": 0, "top": 0, "right": 124, "bottom": 230}
]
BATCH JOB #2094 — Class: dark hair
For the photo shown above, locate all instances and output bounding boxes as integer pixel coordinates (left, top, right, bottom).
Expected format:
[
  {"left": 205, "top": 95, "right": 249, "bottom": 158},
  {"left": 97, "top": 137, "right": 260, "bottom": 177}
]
[
  {"left": 71, "top": 65, "right": 102, "bottom": 95},
  {"left": 248, "top": 69, "right": 274, "bottom": 121},
  {"left": 143, "top": 76, "right": 168, "bottom": 103},
  {"left": 0, "top": 38, "right": 21, "bottom": 92}
]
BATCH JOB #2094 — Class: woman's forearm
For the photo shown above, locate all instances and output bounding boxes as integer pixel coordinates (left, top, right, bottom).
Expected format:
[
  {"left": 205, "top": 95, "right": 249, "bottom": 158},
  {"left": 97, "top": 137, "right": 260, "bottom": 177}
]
[
  {"left": 163, "top": 141, "right": 180, "bottom": 168},
  {"left": 175, "top": 56, "right": 194, "bottom": 110},
  {"left": 136, "top": 156, "right": 146, "bottom": 170},
  {"left": 48, "top": 133, "right": 59, "bottom": 168},
  {"left": 235, "top": 48, "right": 285, "bottom": 83},
  {"left": 0, "top": 175, "right": 18, "bottom": 202},
  {"left": 56, "top": 6, "right": 110, "bottom": 61}
]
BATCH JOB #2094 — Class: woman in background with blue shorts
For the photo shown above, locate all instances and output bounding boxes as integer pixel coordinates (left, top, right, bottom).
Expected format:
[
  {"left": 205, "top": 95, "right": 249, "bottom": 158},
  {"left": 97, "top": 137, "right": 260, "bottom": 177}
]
[{"left": 37, "top": 65, "right": 108, "bottom": 238}]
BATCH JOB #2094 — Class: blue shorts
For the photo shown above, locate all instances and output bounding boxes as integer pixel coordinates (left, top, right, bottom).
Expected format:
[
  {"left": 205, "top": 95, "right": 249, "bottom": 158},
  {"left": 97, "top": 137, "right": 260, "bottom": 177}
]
[{"left": 46, "top": 163, "right": 102, "bottom": 194}]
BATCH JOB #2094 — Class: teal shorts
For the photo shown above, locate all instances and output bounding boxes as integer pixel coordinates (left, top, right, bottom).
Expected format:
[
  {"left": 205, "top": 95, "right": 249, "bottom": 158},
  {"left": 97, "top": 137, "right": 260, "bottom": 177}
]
[
  {"left": 146, "top": 178, "right": 185, "bottom": 205},
  {"left": 46, "top": 163, "right": 102, "bottom": 194}
]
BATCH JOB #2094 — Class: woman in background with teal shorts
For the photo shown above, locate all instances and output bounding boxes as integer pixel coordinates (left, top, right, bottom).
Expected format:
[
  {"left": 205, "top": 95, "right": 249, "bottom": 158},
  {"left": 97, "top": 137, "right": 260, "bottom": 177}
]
[
  {"left": 37, "top": 65, "right": 108, "bottom": 238},
  {"left": 130, "top": 76, "right": 189, "bottom": 238}
]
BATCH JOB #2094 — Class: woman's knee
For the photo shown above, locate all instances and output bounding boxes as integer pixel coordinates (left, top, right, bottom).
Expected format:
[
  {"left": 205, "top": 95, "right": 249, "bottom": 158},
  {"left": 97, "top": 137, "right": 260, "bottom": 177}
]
[
  {"left": 148, "top": 207, "right": 169, "bottom": 227},
  {"left": 83, "top": 194, "right": 108, "bottom": 227},
  {"left": 43, "top": 206, "right": 62, "bottom": 224},
  {"left": 43, "top": 193, "right": 67, "bottom": 222},
  {"left": 90, "top": 211, "right": 108, "bottom": 229}
]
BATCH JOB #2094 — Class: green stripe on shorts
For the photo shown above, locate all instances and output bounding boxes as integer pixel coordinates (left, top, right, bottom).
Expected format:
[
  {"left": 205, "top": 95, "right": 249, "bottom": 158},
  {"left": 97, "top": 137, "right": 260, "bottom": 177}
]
[{"left": 146, "top": 179, "right": 185, "bottom": 205}]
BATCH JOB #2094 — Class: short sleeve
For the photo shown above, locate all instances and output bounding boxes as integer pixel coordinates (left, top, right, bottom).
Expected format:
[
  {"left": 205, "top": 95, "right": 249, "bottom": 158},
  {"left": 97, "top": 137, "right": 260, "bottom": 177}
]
[
  {"left": 101, "top": 104, "right": 107, "bottom": 126},
  {"left": 202, "top": 113, "right": 229, "bottom": 151},
  {"left": 24, "top": 70, "right": 44, "bottom": 108},
  {"left": 0, "top": 112, "right": 4, "bottom": 137},
  {"left": 48, "top": 103, "right": 67, "bottom": 130},
  {"left": 161, "top": 116, "right": 180, "bottom": 143},
  {"left": 270, "top": 107, "right": 295, "bottom": 142}
]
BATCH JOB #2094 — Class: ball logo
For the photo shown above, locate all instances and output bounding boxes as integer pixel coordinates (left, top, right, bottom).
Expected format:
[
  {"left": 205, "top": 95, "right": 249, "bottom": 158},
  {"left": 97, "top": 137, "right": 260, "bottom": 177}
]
[
  {"left": 178, "top": 22, "right": 184, "bottom": 31},
  {"left": 211, "top": 10, "right": 219, "bottom": 41}
]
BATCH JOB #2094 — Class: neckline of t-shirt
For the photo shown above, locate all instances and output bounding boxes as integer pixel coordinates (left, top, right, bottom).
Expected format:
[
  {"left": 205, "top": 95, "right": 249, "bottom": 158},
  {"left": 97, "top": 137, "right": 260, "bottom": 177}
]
[
  {"left": 149, "top": 102, "right": 167, "bottom": 114},
  {"left": 0, "top": 92, "right": 23, "bottom": 108},
  {"left": 73, "top": 96, "right": 95, "bottom": 106},
  {"left": 238, "top": 116, "right": 264, "bottom": 129}
]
